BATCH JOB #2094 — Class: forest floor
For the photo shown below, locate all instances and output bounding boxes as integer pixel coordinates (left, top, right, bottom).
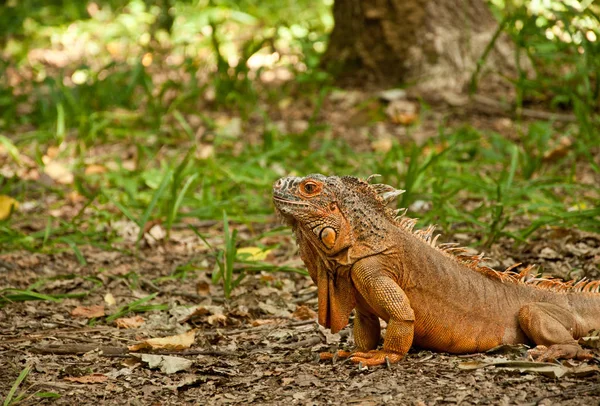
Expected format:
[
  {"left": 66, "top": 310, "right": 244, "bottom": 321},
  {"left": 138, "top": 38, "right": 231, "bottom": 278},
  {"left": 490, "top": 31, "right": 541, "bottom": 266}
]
[
  {"left": 1, "top": 93, "right": 600, "bottom": 405},
  {"left": 1, "top": 224, "right": 600, "bottom": 405}
]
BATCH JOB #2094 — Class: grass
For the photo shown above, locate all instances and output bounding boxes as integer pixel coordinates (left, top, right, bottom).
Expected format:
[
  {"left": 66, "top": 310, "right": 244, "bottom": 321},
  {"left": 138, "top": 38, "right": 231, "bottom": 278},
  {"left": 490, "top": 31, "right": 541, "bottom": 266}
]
[
  {"left": 2, "top": 364, "right": 32, "bottom": 406},
  {"left": 0, "top": 1, "right": 599, "bottom": 273}
]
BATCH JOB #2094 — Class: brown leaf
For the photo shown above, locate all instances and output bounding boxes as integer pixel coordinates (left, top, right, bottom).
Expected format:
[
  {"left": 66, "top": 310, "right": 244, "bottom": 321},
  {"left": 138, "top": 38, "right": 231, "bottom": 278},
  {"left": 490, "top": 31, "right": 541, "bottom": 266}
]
[
  {"left": 71, "top": 305, "right": 105, "bottom": 319},
  {"left": 580, "top": 329, "right": 600, "bottom": 349},
  {"left": 115, "top": 315, "right": 145, "bottom": 329},
  {"left": 292, "top": 305, "right": 317, "bottom": 321},
  {"left": 457, "top": 359, "right": 599, "bottom": 379},
  {"left": 128, "top": 330, "right": 196, "bottom": 352},
  {"left": 44, "top": 161, "right": 74, "bottom": 184},
  {"left": 251, "top": 319, "right": 279, "bottom": 327},
  {"left": 64, "top": 374, "right": 108, "bottom": 384},
  {"left": 84, "top": 164, "right": 107, "bottom": 175},
  {"left": 196, "top": 280, "right": 210, "bottom": 295},
  {"left": 543, "top": 136, "right": 572, "bottom": 163}
]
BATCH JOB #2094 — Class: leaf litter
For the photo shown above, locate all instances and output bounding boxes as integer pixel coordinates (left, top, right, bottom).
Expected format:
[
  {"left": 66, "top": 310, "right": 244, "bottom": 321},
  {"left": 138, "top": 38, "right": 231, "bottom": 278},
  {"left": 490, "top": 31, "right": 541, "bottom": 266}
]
[{"left": 1, "top": 99, "right": 600, "bottom": 404}]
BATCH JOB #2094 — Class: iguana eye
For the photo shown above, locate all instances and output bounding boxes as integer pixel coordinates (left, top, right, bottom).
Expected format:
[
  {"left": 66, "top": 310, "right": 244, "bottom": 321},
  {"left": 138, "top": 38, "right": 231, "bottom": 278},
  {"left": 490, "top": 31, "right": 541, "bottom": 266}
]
[{"left": 302, "top": 181, "right": 320, "bottom": 195}]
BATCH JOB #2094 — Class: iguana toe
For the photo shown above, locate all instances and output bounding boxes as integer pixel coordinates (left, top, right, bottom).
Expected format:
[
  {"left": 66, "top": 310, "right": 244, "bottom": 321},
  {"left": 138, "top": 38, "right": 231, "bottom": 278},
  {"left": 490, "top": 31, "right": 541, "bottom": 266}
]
[
  {"left": 528, "top": 344, "right": 594, "bottom": 362},
  {"left": 350, "top": 350, "right": 404, "bottom": 366},
  {"left": 319, "top": 350, "right": 352, "bottom": 361}
]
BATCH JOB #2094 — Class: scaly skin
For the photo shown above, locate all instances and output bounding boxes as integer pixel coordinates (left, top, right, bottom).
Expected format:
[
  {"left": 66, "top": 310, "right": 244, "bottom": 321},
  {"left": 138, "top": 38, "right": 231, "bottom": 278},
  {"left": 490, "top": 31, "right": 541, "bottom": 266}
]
[{"left": 273, "top": 174, "right": 600, "bottom": 366}]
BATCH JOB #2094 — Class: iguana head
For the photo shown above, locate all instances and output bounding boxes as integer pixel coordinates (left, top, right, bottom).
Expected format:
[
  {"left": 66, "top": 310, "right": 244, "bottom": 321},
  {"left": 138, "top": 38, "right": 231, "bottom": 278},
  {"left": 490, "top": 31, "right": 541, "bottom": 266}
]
[
  {"left": 273, "top": 174, "right": 404, "bottom": 333},
  {"left": 273, "top": 174, "right": 404, "bottom": 260}
]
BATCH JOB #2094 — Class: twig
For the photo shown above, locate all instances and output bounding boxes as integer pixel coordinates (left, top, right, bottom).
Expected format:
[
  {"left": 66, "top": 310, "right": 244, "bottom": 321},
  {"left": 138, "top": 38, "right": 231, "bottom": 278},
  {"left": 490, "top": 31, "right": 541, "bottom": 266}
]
[
  {"left": 31, "top": 344, "right": 128, "bottom": 355},
  {"left": 285, "top": 337, "right": 322, "bottom": 349},
  {"left": 0, "top": 327, "right": 112, "bottom": 344},
  {"left": 472, "top": 94, "right": 577, "bottom": 122}
]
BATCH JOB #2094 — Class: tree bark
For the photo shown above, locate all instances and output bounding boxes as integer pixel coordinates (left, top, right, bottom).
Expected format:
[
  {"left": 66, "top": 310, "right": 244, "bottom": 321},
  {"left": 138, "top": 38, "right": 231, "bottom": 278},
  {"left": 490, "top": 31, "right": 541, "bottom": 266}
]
[{"left": 322, "top": 0, "right": 518, "bottom": 94}]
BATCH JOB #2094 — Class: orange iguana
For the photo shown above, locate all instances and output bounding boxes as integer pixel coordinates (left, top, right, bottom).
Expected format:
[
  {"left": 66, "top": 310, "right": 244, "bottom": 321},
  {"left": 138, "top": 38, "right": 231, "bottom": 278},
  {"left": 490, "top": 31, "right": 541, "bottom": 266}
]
[{"left": 272, "top": 174, "right": 600, "bottom": 366}]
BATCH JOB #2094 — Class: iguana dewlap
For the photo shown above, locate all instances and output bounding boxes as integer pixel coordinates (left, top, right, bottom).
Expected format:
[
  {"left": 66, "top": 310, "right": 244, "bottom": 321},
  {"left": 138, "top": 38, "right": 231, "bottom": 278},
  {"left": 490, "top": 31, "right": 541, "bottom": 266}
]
[{"left": 272, "top": 174, "right": 600, "bottom": 366}]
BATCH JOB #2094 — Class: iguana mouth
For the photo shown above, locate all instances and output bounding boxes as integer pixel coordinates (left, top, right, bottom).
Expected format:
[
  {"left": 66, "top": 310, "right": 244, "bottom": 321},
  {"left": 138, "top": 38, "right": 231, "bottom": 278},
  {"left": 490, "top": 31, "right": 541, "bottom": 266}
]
[{"left": 272, "top": 196, "right": 310, "bottom": 205}]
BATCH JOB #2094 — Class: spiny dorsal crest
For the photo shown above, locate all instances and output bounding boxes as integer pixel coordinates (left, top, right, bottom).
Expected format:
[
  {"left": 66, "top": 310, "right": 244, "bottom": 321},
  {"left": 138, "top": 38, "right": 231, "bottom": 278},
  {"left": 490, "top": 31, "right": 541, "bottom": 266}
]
[{"left": 361, "top": 175, "right": 600, "bottom": 295}]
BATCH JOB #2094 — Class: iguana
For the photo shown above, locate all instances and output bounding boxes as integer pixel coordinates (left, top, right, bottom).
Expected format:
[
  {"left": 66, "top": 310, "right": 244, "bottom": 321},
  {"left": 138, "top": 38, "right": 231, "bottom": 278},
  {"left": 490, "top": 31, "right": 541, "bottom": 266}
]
[{"left": 272, "top": 174, "right": 600, "bottom": 366}]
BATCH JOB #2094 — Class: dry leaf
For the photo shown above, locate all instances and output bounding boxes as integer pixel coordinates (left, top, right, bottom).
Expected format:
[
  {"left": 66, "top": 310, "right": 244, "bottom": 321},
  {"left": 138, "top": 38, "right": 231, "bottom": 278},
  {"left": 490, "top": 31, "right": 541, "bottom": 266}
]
[
  {"left": 543, "top": 136, "right": 572, "bottom": 163},
  {"left": 385, "top": 99, "right": 419, "bottom": 125},
  {"left": 71, "top": 305, "right": 105, "bottom": 319},
  {"left": 85, "top": 164, "right": 107, "bottom": 175},
  {"left": 196, "top": 280, "right": 210, "bottom": 295},
  {"left": 136, "top": 354, "right": 193, "bottom": 374},
  {"left": 371, "top": 137, "right": 393, "bottom": 154},
  {"left": 64, "top": 374, "right": 108, "bottom": 384},
  {"left": 292, "top": 305, "right": 317, "bottom": 321},
  {"left": 0, "top": 195, "right": 18, "bottom": 220},
  {"left": 104, "top": 292, "right": 116, "bottom": 306},
  {"left": 580, "top": 329, "right": 600, "bottom": 349},
  {"left": 128, "top": 330, "right": 196, "bottom": 352},
  {"left": 44, "top": 161, "right": 74, "bottom": 184},
  {"left": 115, "top": 315, "right": 145, "bottom": 329},
  {"left": 67, "top": 191, "right": 85, "bottom": 203},
  {"left": 207, "top": 314, "right": 227, "bottom": 326},
  {"left": 180, "top": 305, "right": 226, "bottom": 324},
  {"left": 251, "top": 319, "right": 279, "bottom": 327},
  {"left": 458, "top": 359, "right": 599, "bottom": 379}
]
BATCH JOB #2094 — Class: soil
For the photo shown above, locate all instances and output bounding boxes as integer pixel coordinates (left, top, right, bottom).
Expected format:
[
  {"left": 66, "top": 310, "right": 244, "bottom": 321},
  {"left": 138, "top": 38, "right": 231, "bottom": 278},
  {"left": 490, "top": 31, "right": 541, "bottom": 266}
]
[{"left": 1, "top": 220, "right": 600, "bottom": 406}]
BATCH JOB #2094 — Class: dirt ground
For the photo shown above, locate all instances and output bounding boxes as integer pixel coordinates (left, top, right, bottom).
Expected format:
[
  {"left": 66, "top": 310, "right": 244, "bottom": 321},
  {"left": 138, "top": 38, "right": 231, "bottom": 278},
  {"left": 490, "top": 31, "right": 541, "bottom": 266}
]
[{"left": 2, "top": 221, "right": 600, "bottom": 406}]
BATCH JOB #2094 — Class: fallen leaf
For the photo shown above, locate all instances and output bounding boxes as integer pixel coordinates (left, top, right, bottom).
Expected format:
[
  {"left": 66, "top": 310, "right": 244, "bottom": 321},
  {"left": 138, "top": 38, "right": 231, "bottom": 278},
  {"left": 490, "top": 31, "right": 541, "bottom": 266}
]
[
  {"left": 196, "top": 280, "right": 210, "bottom": 295},
  {"left": 259, "top": 302, "right": 291, "bottom": 318},
  {"left": 85, "top": 164, "right": 107, "bottom": 175},
  {"left": 0, "top": 195, "right": 19, "bottom": 220},
  {"left": 115, "top": 315, "right": 145, "bottom": 329},
  {"left": 377, "top": 88, "right": 407, "bottom": 102},
  {"left": 543, "top": 136, "right": 572, "bottom": 163},
  {"left": 581, "top": 329, "right": 600, "bottom": 349},
  {"left": 180, "top": 305, "right": 225, "bottom": 324},
  {"left": 207, "top": 314, "right": 228, "bottom": 326},
  {"left": 237, "top": 246, "right": 272, "bottom": 261},
  {"left": 44, "top": 161, "right": 74, "bottom": 184},
  {"left": 251, "top": 319, "right": 279, "bottom": 327},
  {"left": 67, "top": 191, "right": 85, "bottom": 203},
  {"left": 136, "top": 354, "right": 193, "bottom": 374},
  {"left": 385, "top": 99, "right": 419, "bottom": 125},
  {"left": 144, "top": 223, "right": 166, "bottom": 245},
  {"left": 104, "top": 292, "right": 116, "bottom": 306},
  {"left": 371, "top": 137, "right": 393, "bottom": 154},
  {"left": 457, "top": 359, "right": 599, "bottom": 379},
  {"left": 64, "top": 374, "right": 108, "bottom": 384},
  {"left": 128, "top": 329, "right": 196, "bottom": 351},
  {"left": 71, "top": 305, "right": 105, "bottom": 319},
  {"left": 292, "top": 305, "right": 317, "bottom": 321}
]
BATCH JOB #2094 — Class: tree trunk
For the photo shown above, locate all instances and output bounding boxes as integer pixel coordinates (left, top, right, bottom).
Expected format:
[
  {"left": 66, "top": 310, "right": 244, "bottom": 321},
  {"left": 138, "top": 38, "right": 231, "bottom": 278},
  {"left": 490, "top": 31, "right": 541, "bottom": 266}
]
[{"left": 322, "top": 0, "right": 518, "bottom": 94}]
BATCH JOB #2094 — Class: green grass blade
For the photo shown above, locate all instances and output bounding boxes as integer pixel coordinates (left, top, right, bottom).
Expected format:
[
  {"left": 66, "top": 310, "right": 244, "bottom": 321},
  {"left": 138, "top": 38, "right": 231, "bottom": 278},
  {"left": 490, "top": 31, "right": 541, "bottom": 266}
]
[
  {"left": 167, "top": 173, "right": 199, "bottom": 234},
  {"left": 3, "top": 364, "right": 31, "bottom": 406},
  {"left": 136, "top": 168, "right": 173, "bottom": 244}
]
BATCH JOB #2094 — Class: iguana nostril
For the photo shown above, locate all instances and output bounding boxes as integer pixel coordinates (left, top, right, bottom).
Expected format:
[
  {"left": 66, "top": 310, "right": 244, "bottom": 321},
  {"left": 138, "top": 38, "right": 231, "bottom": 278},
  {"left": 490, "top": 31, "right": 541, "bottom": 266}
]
[{"left": 274, "top": 179, "right": 283, "bottom": 189}]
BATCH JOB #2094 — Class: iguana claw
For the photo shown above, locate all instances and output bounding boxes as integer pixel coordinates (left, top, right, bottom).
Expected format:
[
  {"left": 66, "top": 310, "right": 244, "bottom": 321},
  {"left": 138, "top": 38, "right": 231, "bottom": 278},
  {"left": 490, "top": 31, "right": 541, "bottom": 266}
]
[
  {"left": 350, "top": 350, "right": 404, "bottom": 366},
  {"left": 528, "top": 344, "right": 594, "bottom": 362}
]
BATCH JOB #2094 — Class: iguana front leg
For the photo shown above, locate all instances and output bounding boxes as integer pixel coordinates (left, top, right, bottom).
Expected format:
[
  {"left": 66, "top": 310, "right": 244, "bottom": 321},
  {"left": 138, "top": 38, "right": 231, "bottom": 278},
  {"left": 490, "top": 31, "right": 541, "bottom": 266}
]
[
  {"left": 349, "top": 257, "right": 415, "bottom": 366},
  {"left": 519, "top": 302, "right": 593, "bottom": 362}
]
